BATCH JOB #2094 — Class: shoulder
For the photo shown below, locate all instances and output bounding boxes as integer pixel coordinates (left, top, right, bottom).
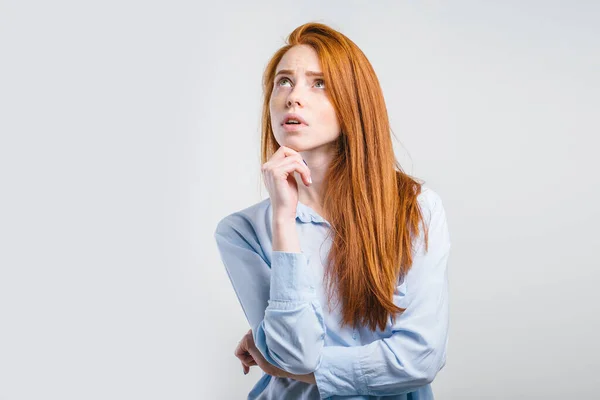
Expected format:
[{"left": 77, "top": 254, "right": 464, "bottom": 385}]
[
  {"left": 416, "top": 185, "right": 445, "bottom": 221},
  {"left": 214, "top": 198, "right": 271, "bottom": 240},
  {"left": 213, "top": 199, "right": 271, "bottom": 276},
  {"left": 412, "top": 185, "right": 450, "bottom": 253}
]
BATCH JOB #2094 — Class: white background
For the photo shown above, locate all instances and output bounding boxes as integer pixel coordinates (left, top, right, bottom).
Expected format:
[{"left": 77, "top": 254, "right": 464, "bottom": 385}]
[{"left": 1, "top": 1, "right": 598, "bottom": 399}]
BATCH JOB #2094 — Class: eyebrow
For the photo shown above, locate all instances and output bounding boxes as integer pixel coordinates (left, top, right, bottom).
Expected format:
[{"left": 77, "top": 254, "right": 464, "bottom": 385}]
[{"left": 274, "top": 69, "right": 324, "bottom": 78}]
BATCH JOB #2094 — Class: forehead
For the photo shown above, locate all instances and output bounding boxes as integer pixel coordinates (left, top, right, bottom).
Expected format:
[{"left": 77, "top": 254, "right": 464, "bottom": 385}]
[{"left": 276, "top": 44, "right": 322, "bottom": 72}]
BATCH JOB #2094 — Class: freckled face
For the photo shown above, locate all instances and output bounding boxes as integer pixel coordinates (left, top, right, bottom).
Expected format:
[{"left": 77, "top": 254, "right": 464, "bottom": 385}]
[{"left": 270, "top": 44, "right": 341, "bottom": 152}]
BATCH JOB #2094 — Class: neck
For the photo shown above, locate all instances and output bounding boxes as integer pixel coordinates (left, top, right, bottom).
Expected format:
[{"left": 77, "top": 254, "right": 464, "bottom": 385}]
[{"left": 293, "top": 147, "right": 334, "bottom": 216}]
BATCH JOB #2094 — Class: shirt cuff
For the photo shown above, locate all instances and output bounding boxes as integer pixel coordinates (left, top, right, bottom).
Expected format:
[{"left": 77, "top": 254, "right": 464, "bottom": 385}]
[
  {"left": 313, "top": 345, "right": 369, "bottom": 398},
  {"left": 269, "top": 251, "right": 316, "bottom": 301}
]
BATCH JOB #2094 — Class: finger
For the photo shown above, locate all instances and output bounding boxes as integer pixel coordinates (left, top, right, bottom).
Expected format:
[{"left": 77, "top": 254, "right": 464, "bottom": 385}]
[
  {"left": 234, "top": 345, "right": 247, "bottom": 358},
  {"left": 233, "top": 343, "right": 248, "bottom": 357},
  {"left": 262, "top": 147, "right": 309, "bottom": 175},
  {"left": 243, "top": 359, "right": 257, "bottom": 367},
  {"left": 269, "top": 145, "right": 300, "bottom": 161},
  {"left": 235, "top": 335, "right": 251, "bottom": 355},
  {"left": 240, "top": 358, "right": 257, "bottom": 375},
  {"left": 283, "top": 158, "right": 312, "bottom": 186},
  {"left": 262, "top": 156, "right": 312, "bottom": 186},
  {"left": 264, "top": 149, "right": 304, "bottom": 169},
  {"left": 245, "top": 331, "right": 258, "bottom": 351},
  {"left": 272, "top": 157, "right": 312, "bottom": 186},
  {"left": 245, "top": 336, "right": 258, "bottom": 352},
  {"left": 247, "top": 346, "right": 261, "bottom": 361},
  {"left": 237, "top": 353, "right": 255, "bottom": 364}
]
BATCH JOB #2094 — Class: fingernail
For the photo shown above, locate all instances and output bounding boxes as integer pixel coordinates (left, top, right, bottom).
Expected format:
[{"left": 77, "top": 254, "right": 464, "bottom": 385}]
[
  {"left": 303, "top": 159, "right": 308, "bottom": 166},
  {"left": 309, "top": 177, "right": 312, "bottom": 184}
]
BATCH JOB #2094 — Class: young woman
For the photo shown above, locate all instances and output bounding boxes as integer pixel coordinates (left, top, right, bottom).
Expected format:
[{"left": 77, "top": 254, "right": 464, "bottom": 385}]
[{"left": 214, "top": 22, "right": 451, "bottom": 400}]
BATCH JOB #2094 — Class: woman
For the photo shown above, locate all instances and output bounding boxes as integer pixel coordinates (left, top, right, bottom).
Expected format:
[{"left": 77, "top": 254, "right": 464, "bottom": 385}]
[{"left": 214, "top": 22, "right": 451, "bottom": 399}]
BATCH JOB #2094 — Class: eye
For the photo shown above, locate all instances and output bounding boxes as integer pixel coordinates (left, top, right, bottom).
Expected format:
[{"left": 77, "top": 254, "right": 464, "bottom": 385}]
[
  {"left": 314, "top": 79, "right": 325, "bottom": 89},
  {"left": 277, "top": 77, "right": 292, "bottom": 86}
]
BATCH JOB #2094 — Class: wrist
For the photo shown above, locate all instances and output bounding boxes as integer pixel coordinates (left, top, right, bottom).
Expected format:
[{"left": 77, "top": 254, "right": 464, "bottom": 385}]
[
  {"left": 287, "top": 372, "right": 316, "bottom": 385},
  {"left": 272, "top": 214, "right": 301, "bottom": 252},
  {"left": 273, "top": 214, "right": 296, "bottom": 225}
]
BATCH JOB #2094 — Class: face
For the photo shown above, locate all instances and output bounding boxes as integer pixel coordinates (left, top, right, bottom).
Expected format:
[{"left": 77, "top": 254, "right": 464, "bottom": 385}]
[{"left": 269, "top": 44, "right": 341, "bottom": 153}]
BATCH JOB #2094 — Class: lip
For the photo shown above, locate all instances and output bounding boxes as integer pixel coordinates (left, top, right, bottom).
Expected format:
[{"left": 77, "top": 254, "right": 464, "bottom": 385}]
[
  {"left": 282, "top": 122, "right": 307, "bottom": 132},
  {"left": 281, "top": 113, "right": 308, "bottom": 126}
]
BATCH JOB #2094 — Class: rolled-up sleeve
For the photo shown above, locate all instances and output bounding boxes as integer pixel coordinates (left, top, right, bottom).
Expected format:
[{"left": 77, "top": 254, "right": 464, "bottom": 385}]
[
  {"left": 214, "top": 215, "right": 326, "bottom": 375},
  {"left": 313, "top": 195, "right": 451, "bottom": 398}
]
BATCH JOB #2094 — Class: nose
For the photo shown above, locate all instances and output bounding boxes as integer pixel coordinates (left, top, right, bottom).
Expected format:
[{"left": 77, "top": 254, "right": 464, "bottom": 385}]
[
  {"left": 286, "top": 98, "right": 300, "bottom": 107},
  {"left": 286, "top": 86, "right": 303, "bottom": 108}
]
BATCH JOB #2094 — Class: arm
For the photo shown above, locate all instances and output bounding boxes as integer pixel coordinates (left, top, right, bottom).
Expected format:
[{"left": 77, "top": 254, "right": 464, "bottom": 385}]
[
  {"left": 272, "top": 215, "right": 301, "bottom": 252},
  {"left": 312, "top": 195, "right": 451, "bottom": 398},
  {"left": 214, "top": 213, "right": 326, "bottom": 375}
]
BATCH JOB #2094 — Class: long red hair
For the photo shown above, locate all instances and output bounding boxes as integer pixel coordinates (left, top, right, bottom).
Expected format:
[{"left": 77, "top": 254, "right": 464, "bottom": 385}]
[{"left": 260, "top": 22, "right": 429, "bottom": 332}]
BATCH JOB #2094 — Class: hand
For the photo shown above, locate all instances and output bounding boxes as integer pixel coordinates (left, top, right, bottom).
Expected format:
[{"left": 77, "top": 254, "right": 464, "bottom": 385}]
[
  {"left": 261, "top": 146, "right": 312, "bottom": 220},
  {"left": 234, "top": 329, "right": 291, "bottom": 378},
  {"left": 234, "top": 329, "right": 257, "bottom": 375}
]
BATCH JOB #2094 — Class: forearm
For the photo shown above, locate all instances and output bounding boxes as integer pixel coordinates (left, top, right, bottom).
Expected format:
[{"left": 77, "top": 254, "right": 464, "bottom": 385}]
[
  {"left": 256, "top": 218, "right": 325, "bottom": 374},
  {"left": 285, "top": 372, "right": 316, "bottom": 385},
  {"left": 264, "top": 212, "right": 323, "bottom": 375},
  {"left": 272, "top": 216, "right": 301, "bottom": 252}
]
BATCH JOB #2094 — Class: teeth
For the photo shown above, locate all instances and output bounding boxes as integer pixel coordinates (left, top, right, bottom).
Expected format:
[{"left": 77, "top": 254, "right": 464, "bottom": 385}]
[{"left": 287, "top": 120, "right": 300, "bottom": 124}]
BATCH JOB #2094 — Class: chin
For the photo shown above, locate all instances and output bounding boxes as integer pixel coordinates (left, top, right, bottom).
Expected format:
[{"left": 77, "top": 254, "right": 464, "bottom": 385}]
[
  {"left": 282, "top": 138, "right": 317, "bottom": 151},
  {"left": 280, "top": 142, "right": 306, "bottom": 152},
  {"left": 275, "top": 134, "right": 304, "bottom": 148}
]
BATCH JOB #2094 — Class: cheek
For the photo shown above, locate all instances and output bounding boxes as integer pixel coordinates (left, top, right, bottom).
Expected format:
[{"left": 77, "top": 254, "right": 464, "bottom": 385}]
[
  {"left": 270, "top": 93, "right": 286, "bottom": 112},
  {"left": 269, "top": 96, "right": 280, "bottom": 118},
  {"left": 271, "top": 86, "right": 288, "bottom": 99},
  {"left": 318, "top": 104, "right": 340, "bottom": 130}
]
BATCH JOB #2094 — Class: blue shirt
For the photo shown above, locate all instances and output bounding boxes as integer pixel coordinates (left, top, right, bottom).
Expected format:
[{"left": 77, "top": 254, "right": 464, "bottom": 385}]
[{"left": 214, "top": 186, "right": 451, "bottom": 399}]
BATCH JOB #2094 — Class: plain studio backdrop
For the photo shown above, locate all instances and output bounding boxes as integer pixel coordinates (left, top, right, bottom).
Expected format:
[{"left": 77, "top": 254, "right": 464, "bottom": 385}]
[{"left": 0, "top": 1, "right": 598, "bottom": 399}]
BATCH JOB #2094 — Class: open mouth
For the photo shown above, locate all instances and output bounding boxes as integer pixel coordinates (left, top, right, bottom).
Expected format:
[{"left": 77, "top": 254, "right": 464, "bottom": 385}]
[
  {"left": 282, "top": 121, "right": 307, "bottom": 131},
  {"left": 282, "top": 114, "right": 308, "bottom": 126}
]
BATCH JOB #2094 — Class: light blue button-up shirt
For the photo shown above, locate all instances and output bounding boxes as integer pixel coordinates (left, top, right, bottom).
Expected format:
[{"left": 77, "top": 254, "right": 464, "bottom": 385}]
[{"left": 214, "top": 186, "right": 451, "bottom": 399}]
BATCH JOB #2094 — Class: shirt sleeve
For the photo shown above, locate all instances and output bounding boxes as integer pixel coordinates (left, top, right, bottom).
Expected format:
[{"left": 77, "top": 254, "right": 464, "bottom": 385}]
[
  {"left": 313, "top": 195, "right": 451, "bottom": 398},
  {"left": 214, "top": 214, "right": 326, "bottom": 375}
]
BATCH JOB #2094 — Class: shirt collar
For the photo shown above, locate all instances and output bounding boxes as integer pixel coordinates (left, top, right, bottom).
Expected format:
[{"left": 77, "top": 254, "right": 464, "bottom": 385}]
[{"left": 296, "top": 201, "right": 330, "bottom": 226}]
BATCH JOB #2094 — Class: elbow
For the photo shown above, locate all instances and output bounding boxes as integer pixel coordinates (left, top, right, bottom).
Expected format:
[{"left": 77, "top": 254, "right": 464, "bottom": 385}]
[
  {"left": 282, "top": 355, "right": 322, "bottom": 375},
  {"left": 395, "top": 344, "right": 446, "bottom": 387},
  {"left": 419, "top": 327, "right": 448, "bottom": 384},
  {"left": 262, "top": 302, "right": 327, "bottom": 374},
  {"left": 420, "top": 346, "right": 447, "bottom": 385},
  {"left": 298, "top": 346, "right": 324, "bottom": 374},
  {"left": 266, "top": 334, "right": 325, "bottom": 375}
]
